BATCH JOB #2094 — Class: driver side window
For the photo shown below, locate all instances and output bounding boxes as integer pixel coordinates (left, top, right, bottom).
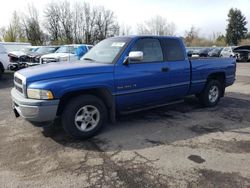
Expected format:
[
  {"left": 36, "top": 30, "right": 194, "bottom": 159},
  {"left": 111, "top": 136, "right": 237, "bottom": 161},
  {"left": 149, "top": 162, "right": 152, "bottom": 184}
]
[{"left": 131, "top": 38, "right": 163, "bottom": 63}]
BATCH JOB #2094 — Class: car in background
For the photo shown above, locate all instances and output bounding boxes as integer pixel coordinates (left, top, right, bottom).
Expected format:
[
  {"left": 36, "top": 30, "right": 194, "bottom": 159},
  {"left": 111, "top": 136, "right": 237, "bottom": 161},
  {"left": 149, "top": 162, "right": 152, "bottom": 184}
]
[
  {"left": 40, "top": 44, "right": 92, "bottom": 64},
  {"left": 192, "top": 48, "right": 212, "bottom": 57},
  {"left": 25, "top": 46, "right": 60, "bottom": 67},
  {"left": 86, "top": 45, "right": 93, "bottom": 50},
  {"left": 233, "top": 45, "right": 250, "bottom": 62},
  {"left": 186, "top": 47, "right": 195, "bottom": 57},
  {"left": 0, "top": 44, "right": 10, "bottom": 77},
  {"left": 208, "top": 47, "right": 223, "bottom": 57},
  {"left": 0, "top": 42, "right": 31, "bottom": 53},
  {"left": 8, "top": 46, "right": 41, "bottom": 71},
  {"left": 220, "top": 46, "right": 237, "bottom": 58}
]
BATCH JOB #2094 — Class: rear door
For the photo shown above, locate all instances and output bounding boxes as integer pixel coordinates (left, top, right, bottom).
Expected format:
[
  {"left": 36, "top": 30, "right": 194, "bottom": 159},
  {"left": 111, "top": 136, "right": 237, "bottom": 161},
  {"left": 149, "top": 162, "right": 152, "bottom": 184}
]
[{"left": 114, "top": 37, "right": 172, "bottom": 111}]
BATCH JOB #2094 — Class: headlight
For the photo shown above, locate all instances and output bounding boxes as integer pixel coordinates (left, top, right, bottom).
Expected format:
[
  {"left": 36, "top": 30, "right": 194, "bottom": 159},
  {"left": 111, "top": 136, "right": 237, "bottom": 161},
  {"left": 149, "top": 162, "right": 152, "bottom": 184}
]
[
  {"left": 27, "top": 89, "right": 54, "bottom": 100},
  {"left": 60, "top": 57, "right": 68, "bottom": 61}
]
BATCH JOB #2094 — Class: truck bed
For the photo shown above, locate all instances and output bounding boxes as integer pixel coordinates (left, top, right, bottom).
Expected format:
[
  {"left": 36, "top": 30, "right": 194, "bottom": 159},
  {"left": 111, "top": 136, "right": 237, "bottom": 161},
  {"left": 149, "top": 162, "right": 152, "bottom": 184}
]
[{"left": 188, "top": 57, "right": 236, "bottom": 95}]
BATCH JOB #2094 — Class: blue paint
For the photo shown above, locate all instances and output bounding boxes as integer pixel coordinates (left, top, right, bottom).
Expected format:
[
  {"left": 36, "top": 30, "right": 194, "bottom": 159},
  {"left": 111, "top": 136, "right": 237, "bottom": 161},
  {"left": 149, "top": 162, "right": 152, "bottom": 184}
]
[{"left": 17, "top": 36, "right": 236, "bottom": 112}]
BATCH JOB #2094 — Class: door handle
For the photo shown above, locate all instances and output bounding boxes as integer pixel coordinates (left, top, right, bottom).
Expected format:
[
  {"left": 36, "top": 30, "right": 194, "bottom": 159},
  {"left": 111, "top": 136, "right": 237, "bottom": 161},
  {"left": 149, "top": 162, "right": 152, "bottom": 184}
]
[{"left": 161, "top": 67, "right": 169, "bottom": 72}]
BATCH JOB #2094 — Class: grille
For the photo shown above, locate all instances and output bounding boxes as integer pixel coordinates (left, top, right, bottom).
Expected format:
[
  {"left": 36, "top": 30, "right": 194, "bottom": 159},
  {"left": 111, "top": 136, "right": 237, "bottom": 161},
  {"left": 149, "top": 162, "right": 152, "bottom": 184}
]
[
  {"left": 14, "top": 73, "right": 25, "bottom": 95},
  {"left": 42, "top": 58, "right": 58, "bottom": 63},
  {"left": 15, "top": 85, "right": 23, "bottom": 93},
  {"left": 14, "top": 76, "right": 22, "bottom": 85}
]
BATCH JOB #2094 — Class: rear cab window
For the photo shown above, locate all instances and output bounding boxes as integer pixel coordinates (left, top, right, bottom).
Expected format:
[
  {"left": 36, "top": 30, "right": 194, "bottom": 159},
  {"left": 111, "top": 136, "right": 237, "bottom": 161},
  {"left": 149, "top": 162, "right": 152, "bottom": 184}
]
[{"left": 162, "top": 38, "right": 185, "bottom": 61}]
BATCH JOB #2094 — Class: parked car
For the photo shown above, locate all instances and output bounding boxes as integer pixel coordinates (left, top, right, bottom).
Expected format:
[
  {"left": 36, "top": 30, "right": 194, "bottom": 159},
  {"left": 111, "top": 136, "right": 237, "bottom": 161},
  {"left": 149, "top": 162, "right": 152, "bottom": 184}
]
[
  {"left": 233, "top": 45, "right": 250, "bottom": 62},
  {"left": 208, "top": 47, "right": 223, "bottom": 57},
  {"left": 192, "top": 48, "right": 212, "bottom": 57},
  {"left": 11, "top": 36, "right": 236, "bottom": 139},
  {"left": 25, "top": 46, "right": 60, "bottom": 67},
  {"left": 220, "top": 46, "right": 237, "bottom": 58},
  {"left": 0, "top": 42, "right": 31, "bottom": 53},
  {"left": 186, "top": 47, "right": 195, "bottom": 57},
  {"left": 0, "top": 44, "right": 10, "bottom": 77},
  {"left": 40, "top": 44, "right": 92, "bottom": 63},
  {"left": 8, "top": 46, "right": 41, "bottom": 71}
]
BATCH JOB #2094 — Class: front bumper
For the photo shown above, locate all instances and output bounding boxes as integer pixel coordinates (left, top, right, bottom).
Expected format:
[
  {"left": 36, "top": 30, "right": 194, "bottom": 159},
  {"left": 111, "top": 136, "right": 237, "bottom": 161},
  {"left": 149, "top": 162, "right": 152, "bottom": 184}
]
[{"left": 11, "top": 88, "right": 59, "bottom": 122}]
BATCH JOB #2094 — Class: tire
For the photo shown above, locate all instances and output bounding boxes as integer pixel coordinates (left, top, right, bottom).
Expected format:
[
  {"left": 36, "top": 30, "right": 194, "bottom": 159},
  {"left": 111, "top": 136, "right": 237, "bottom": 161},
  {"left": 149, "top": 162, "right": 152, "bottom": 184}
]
[
  {"left": 198, "top": 80, "right": 222, "bottom": 107},
  {"left": 62, "top": 95, "right": 107, "bottom": 139},
  {"left": 0, "top": 62, "right": 4, "bottom": 78}
]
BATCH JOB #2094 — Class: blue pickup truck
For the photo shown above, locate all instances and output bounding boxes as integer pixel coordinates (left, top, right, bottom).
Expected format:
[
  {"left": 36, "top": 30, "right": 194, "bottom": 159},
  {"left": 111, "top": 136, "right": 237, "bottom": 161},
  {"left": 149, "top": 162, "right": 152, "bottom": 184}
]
[{"left": 12, "top": 36, "right": 236, "bottom": 139}]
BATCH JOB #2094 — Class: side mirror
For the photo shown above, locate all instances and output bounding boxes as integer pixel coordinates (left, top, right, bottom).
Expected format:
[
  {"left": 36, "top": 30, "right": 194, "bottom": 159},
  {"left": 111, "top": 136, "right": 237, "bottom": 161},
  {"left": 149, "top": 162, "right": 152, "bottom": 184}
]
[
  {"left": 123, "top": 51, "right": 143, "bottom": 64},
  {"left": 129, "top": 51, "right": 143, "bottom": 61}
]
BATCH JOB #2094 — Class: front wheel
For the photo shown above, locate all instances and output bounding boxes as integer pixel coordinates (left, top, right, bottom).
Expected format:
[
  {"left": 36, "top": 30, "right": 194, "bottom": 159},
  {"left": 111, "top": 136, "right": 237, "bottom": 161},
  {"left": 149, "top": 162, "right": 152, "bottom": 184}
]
[
  {"left": 62, "top": 95, "right": 107, "bottom": 139},
  {"left": 198, "top": 80, "right": 222, "bottom": 107}
]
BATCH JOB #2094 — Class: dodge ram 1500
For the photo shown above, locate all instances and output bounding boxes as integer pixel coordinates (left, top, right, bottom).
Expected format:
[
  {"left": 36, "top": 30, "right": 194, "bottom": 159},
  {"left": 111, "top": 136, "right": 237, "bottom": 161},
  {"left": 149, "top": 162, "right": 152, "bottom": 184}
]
[{"left": 11, "top": 36, "right": 236, "bottom": 139}]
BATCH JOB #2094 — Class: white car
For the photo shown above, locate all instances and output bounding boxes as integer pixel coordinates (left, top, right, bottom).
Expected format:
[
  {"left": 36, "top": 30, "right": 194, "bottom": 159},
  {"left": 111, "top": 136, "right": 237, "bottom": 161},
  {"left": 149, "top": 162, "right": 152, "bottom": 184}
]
[
  {"left": 8, "top": 46, "right": 40, "bottom": 58},
  {"left": 220, "top": 46, "right": 237, "bottom": 58},
  {"left": 41, "top": 44, "right": 83, "bottom": 63},
  {"left": 0, "top": 44, "right": 10, "bottom": 76},
  {"left": 0, "top": 42, "right": 31, "bottom": 52}
]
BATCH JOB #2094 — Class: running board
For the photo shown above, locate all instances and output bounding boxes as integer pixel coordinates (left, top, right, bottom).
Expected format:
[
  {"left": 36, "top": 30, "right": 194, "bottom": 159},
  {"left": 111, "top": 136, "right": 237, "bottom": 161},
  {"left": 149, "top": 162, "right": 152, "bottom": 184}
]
[{"left": 121, "top": 99, "right": 184, "bottom": 115}]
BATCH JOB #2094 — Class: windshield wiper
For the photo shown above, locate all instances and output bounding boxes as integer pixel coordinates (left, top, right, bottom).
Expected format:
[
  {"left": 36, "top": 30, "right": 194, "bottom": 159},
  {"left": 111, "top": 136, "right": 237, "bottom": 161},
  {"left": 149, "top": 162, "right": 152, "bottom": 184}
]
[{"left": 83, "top": 57, "right": 95, "bottom": 62}]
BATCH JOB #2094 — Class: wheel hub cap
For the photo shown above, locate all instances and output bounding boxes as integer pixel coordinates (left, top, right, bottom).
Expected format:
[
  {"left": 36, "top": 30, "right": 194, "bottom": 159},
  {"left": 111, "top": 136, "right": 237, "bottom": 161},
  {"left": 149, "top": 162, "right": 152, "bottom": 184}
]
[
  {"left": 74, "top": 105, "right": 100, "bottom": 132},
  {"left": 208, "top": 85, "right": 219, "bottom": 103}
]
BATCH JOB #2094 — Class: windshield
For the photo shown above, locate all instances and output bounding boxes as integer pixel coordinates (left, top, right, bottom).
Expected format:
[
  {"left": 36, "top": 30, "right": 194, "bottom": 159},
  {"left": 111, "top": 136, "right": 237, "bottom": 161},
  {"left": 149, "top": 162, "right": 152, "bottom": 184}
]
[
  {"left": 211, "top": 48, "right": 222, "bottom": 53},
  {"left": 82, "top": 38, "right": 129, "bottom": 63},
  {"left": 22, "top": 47, "right": 38, "bottom": 53},
  {"left": 56, "top": 46, "right": 76, "bottom": 54},
  {"left": 36, "top": 47, "right": 58, "bottom": 53}
]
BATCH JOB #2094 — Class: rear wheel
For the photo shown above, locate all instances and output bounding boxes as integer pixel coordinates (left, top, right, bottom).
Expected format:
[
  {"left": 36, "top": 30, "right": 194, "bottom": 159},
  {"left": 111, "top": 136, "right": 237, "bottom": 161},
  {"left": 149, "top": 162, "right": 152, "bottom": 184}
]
[
  {"left": 62, "top": 95, "right": 107, "bottom": 139},
  {"left": 198, "top": 80, "right": 222, "bottom": 107}
]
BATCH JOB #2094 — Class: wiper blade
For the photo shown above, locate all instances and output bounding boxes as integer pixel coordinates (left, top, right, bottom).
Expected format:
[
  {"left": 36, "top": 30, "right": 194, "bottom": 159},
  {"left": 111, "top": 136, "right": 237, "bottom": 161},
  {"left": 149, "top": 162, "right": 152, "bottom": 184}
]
[{"left": 83, "top": 58, "right": 95, "bottom": 62}]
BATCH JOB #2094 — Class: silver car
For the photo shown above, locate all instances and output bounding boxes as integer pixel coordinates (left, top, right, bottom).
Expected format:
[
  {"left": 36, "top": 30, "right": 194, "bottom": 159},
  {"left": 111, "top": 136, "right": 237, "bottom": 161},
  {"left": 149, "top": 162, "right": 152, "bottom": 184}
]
[{"left": 220, "top": 46, "right": 237, "bottom": 58}]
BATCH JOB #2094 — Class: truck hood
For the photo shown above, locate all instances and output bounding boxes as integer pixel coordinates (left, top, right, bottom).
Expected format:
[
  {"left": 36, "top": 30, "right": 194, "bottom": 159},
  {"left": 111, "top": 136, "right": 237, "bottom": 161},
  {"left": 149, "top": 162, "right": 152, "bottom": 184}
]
[
  {"left": 18, "top": 61, "right": 114, "bottom": 83},
  {"left": 8, "top": 51, "right": 27, "bottom": 57},
  {"left": 42, "top": 53, "right": 74, "bottom": 59}
]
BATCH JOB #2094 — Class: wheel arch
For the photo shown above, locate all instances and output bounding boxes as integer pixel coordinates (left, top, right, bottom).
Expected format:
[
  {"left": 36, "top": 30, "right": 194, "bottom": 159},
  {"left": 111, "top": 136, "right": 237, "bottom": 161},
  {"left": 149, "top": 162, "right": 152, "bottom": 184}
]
[
  {"left": 207, "top": 72, "right": 226, "bottom": 97},
  {"left": 57, "top": 88, "right": 116, "bottom": 122}
]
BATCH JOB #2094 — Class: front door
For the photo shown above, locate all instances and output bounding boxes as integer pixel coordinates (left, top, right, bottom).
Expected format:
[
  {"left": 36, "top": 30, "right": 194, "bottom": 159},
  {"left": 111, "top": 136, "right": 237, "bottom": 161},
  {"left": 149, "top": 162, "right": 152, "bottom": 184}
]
[{"left": 114, "top": 37, "right": 172, "bottom": 111}]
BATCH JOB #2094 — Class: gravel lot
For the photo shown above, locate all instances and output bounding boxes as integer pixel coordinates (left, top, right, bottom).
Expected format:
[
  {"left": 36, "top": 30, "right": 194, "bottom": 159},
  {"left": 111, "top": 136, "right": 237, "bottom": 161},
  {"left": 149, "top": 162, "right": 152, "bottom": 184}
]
[{"left": 0, "top": 63, "right": 250, "bottom": 188}]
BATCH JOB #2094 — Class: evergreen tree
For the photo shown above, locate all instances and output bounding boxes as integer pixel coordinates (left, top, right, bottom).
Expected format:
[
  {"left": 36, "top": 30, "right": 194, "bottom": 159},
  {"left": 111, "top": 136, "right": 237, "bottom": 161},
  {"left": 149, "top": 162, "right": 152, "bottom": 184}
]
[{"left": 226, "top": 8, "right": 248, "bottom": 45}]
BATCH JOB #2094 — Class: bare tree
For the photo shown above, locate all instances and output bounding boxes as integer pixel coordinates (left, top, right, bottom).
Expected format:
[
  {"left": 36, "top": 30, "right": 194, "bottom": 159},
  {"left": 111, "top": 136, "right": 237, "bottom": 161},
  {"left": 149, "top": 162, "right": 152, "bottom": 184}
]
[
  {"left": 44, "top": 2, "right": 61, "bottom": 44},
  {"left": 58, "top": 1, "right": 73, "bottom": 44},
  {"left": 166, "top": 22, "right": 176, "bottom": 36},
  {"left": 184, "top": 26, "right": 200, "bottom": 46},
  {"left": 93, "top": 6, "right": 119, "bottom": 42},
  {"left": 72, "top": 2, "right": 85, "bottom": 43},
  {"left": 0, "top": 11, "right": 26, "bottom": 42},
  {"left": 23, "top": 5, "right": 44, "bottom": 45},
  {"left": 137, "top": 16, "right": 176, "bottom": 36},
  {"left": 137, "top": 23, "right": 150, "bottom": 35},
  {"left": 83, "top": 3, "right": 97, "bottom": 44},
  {"left": 119, "top": 24, "right": 132, "bottom": 36},
  {"left": 33, "top": 1, "right": 121, "bottom": 45}
]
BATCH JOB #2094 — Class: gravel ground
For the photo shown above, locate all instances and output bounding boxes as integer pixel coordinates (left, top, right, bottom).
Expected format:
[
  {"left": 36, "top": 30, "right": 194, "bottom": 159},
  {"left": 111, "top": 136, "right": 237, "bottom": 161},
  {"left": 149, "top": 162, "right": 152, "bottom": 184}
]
[{"left": 0, "top": 63, "right": 250, "bottom": 188}]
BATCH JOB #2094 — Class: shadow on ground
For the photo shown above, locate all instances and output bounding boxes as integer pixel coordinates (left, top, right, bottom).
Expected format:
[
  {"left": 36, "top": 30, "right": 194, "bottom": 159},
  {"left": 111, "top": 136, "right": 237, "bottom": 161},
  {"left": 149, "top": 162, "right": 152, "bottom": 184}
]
[
  {"left": 42, "top": 93, "right": 250, "bottom": 152},
  {"left": 0, "top": 72, "right": 14, "bottom": 89}
]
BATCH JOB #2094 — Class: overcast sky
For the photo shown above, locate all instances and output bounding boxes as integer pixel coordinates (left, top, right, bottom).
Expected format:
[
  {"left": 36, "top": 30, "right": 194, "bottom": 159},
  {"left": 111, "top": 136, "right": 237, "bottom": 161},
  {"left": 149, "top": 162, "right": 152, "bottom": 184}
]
[{"left": 1, "top": 0, "right": 250, "bottom": 37}]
